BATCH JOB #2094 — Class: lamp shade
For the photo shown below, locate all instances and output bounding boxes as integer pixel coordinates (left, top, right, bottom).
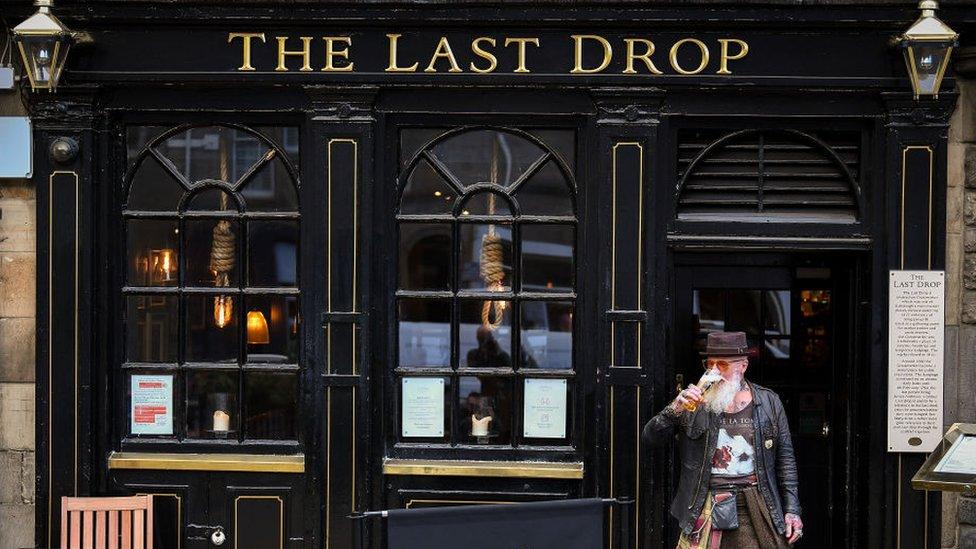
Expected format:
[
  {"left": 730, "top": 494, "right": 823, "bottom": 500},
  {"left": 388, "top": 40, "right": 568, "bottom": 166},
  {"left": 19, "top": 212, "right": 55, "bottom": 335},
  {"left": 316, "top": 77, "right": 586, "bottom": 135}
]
[
  {"left": 246, "top": 310, "right": 270, "bottom": 345},
  {"left": 896, "top": 0, "right": 959, "bottom": 98},
  {"left": 12, "top": 1, "right": 75, "bottom": 92}
]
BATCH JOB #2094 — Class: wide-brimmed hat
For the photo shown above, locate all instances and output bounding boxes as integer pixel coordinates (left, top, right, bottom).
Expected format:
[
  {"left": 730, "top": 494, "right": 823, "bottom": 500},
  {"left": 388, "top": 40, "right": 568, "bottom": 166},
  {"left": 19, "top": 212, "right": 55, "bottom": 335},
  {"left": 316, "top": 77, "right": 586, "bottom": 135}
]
[{"left": 701, "top": 331, "right": 749, "bottom": 358}]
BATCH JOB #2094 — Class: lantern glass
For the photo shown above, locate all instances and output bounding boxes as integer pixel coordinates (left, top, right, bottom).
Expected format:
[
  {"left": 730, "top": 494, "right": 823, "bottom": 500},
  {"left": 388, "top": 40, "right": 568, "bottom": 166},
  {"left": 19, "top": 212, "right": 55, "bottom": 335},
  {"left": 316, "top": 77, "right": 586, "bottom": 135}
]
[
  {"left": 15, "top": 33, "right": 71, "bottom": 91},
  {"left": 904, "top": 42, "right": 952, "bottom": 97}
]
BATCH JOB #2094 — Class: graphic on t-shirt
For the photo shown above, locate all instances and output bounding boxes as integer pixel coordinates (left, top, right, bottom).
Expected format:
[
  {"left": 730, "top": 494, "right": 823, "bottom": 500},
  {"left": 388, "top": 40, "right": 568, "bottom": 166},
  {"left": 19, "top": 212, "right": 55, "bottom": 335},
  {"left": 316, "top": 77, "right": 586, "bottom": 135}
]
[{"left": 711, "top": 403, "right": 756, "bottom": 477}]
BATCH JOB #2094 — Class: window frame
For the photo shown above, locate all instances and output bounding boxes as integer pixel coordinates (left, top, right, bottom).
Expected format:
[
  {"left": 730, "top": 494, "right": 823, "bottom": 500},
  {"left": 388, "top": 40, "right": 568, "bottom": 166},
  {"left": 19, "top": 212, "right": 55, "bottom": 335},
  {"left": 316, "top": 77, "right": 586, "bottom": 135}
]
[
  {"left": 115, "top": 121, "right": 304, "bottom": 454},
  {"left": 383, "top": 119, "right": 588, "bottom": 462}
]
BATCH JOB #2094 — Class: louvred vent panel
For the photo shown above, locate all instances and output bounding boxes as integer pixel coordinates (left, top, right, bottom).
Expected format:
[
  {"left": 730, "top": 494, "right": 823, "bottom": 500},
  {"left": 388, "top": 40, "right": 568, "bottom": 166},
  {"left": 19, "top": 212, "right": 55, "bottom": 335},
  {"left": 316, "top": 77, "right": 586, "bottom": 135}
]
[{"left": 677, "top": 129, "right": 860, "bottom": 222}]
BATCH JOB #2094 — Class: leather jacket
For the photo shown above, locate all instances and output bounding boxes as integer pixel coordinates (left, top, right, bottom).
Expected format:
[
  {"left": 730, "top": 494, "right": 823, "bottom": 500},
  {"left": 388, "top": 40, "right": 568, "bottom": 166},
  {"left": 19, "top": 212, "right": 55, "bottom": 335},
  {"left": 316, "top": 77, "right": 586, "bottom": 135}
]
[{"left": 642, "top": 382, "right": 801, "bottom": 535}]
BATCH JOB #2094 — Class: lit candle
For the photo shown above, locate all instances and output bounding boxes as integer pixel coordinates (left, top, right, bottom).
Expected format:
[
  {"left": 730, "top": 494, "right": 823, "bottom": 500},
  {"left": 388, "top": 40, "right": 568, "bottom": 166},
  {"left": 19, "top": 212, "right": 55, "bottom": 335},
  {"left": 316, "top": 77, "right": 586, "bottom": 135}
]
[
  {"left": 213, "top": 410, "right": 230, "bottom": 432},
  {"left": 471, "top": 414, "right": 492, "bottom": 436}
]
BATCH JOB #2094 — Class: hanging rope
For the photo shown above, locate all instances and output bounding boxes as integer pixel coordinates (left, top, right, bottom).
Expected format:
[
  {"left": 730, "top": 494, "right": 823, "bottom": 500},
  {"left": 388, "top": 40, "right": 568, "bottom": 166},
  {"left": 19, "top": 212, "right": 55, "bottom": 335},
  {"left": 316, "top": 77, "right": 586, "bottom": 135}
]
[
  {"left": 480, "top": 139, "right": 507, "bottom": 330},
  {"left": 211, "top": 136, "right": 236, "bottom": 327}
]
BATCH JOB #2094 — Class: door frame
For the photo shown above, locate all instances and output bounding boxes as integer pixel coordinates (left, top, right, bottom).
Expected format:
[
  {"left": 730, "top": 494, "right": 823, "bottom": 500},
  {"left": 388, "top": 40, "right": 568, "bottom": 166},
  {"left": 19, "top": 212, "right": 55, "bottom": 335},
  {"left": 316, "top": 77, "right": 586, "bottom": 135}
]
[{"left": 664, "top": 251, "right": 868, "bottom": 548}]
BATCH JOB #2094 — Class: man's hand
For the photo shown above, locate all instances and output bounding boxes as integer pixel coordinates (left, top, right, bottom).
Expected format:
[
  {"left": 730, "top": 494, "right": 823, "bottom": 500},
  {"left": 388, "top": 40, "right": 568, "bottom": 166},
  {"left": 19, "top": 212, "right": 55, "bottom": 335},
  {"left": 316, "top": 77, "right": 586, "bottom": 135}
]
[
  {"left": 784, "top": 513, "right": 803, "bottom": 545},
  {"left": 672, "top": 384, "right": 704, "bottom": 413}
]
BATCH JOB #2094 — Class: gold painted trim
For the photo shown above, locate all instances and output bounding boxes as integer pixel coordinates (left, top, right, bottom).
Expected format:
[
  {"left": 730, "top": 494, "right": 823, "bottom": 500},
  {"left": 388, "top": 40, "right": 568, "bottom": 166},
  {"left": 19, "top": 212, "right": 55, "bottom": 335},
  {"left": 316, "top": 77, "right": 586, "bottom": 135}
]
[
  {"left": 405, "top": 499, "right": 517, "bottom": 509},
  {"left": 137, "top": 493, "right": 182, "bottom": 549},
  {"left": 609, "top": 386, "right": 615, "bottom": 549},
  {"left": 899, "top": 146, "right": 934, "bottom": 270},
  {"left": 609, "top": 142, "right": 645, "bottom": 369},
  {"left": 234, "top": 495, "right": 284, "bottom": 549},
  {"left": 47, "top": 170, "right": 79, "bottom": 547},
  {"left": 107, "top": 452, "right": 305, "bottom": 473},
  {"left": 325, "top": 387, "right": 332, "bottom": 549},
  {"left": 325, "top": 138, "right": 359, "bottom": 549},
  {"left": 383, "top": 459, "right": 584, "bottom": 480}
]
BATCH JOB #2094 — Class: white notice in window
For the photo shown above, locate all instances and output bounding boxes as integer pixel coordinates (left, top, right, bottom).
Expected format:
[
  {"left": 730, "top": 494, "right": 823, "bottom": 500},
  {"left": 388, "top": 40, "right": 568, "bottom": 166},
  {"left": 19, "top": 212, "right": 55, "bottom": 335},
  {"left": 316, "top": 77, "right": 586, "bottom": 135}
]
[
  {"left": 401, "top": 377, "right": 445, "bottom": 438},
  {"left": 130, "top": 375, "right": 174, "bottom": 435},
  {"left": 523, "top": 378, "right": 567, "bottom": 439},
  {"left": 887, "top": 270, "right": 944, "bottom": 453}
]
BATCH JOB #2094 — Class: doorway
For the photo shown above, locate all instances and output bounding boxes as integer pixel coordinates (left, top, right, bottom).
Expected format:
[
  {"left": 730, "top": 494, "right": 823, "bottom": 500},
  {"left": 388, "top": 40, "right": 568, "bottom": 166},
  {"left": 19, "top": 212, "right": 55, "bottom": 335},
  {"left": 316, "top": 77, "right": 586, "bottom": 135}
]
[{"left": 671, "top": 254, "right": 856, "bottom": 548}]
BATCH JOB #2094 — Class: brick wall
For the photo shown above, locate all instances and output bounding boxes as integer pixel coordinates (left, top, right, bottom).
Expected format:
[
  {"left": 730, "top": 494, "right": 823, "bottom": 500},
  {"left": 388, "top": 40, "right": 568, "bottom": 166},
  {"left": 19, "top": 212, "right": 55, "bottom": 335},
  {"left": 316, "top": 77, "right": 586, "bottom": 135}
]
[
  {"left": 0, "top": 88, "right": 36, "bottom": 548},
  {"left": 944, "top": 76, "right": 976, "bottom": 549}
]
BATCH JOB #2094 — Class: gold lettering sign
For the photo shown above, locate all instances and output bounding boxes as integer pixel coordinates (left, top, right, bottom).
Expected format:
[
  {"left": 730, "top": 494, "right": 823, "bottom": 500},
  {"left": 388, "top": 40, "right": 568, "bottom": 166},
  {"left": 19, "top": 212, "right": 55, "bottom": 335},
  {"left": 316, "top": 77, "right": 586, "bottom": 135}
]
[{"left": 227, "top": 32, "right": 751, "bottom": 75}]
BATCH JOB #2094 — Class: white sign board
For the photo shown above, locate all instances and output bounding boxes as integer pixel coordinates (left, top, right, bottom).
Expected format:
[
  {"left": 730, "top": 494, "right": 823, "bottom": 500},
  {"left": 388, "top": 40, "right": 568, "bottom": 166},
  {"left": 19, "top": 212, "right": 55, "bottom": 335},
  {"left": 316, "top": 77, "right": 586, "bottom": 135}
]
[
  {"left": 523, "top": 378, "right": 567, "bottom": 439},
  {"left": 0, "top": 117, "right": 32, "bottom": 178},
  {"left": 401, "top": 377, "right": 445, "bottom": 438},
  {"left": 130, "top": 374, "right": 173, "bottom": 435},
  {"left": 887, "top": 270, "right": 944, "bottom": 452}
]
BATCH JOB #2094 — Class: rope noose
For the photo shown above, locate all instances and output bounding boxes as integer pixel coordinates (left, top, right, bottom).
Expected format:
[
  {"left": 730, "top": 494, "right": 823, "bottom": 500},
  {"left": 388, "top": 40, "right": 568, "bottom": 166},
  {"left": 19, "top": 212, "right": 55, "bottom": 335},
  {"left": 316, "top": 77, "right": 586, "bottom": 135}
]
[
  {"left": 211, "top": 136, "right": 236, "bottom": 328},
  {"left": 479, "top": 139, "right": 507, "bottom": 330}
]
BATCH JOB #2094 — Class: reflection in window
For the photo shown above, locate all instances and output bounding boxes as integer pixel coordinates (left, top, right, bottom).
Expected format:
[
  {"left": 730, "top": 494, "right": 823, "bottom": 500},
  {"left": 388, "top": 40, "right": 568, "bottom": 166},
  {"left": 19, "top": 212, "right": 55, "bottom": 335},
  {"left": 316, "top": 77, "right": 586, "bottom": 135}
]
[
  {"left": 123, "top": 124, "right": 300, "bottom": 443},
  {"left": 520, "top": 301, "right": 573, "bottom": 369},
  {"left": 396, "top": 127, "right": 576, "bottom": 448}
]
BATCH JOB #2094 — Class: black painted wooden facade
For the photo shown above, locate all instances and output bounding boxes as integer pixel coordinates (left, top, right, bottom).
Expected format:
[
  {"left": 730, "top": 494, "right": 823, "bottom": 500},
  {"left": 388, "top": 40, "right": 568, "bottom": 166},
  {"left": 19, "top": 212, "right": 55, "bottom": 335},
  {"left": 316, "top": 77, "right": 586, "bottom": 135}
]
[{"left": 17, "top": 1, "right": 974, "bottom": 547}]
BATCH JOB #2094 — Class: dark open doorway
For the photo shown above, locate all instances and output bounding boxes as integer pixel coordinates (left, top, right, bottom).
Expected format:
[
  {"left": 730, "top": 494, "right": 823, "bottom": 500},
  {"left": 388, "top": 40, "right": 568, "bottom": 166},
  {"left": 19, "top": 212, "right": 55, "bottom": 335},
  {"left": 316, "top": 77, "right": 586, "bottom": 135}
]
[{"left": 670, "top": 253, "right": 859, "bottom": 548}]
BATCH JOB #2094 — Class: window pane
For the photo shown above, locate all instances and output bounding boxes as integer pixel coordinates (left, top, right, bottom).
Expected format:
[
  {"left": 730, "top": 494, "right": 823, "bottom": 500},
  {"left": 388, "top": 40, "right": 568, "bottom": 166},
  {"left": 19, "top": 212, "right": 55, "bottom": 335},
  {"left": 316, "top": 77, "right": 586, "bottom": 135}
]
[
  {"left": 158, "top": 126, "right": 269, "bottom": 185},
  {"left": 244, "top": 371, "right": 297, "bottom": 440},
  {"left": 186, "top": 370, "right": 239, "bottom": 438},
  {"left": 126, "top": 126, "right": 168, "bottom": 164},
  {"left": 127, "top": 219, "right": 179, "bottom": 287},
  {"left": 528, "top": 129, "right": 576, "bottom": 168},
  {"left": 399, "top": 223, "right": 451, "bottom": 291},
  {"left": 693, "top": 289, "right": 725, "bottom": 335},
  {"left": 399, "top": 299, "right": 451, "bottom": 368},
  {"left": 459, "top": 224, "right": 512, "bottom": 291},
  {"left": 126, "top": 296, "right": 178, "bottom": 363},
  {"left": 521, "top": 225, "right": 574, "bottom": 293},
  {"left": 513, "top": 160, "right": 572, "bottom": 216},
  {"left": 764, "top": 290, "right": 791, "bottom": 337},
  {"left": 458, "top": 376, "right": 512, "bottom": 445},
  {"left": 430, "top": 130, "right": 545, "bottom": 188},
  {"left": 185, "top": 294, "right": 239, "bottom": 363},
  {"left": 185, "top": 219, "right": 240, "bottom": 287},
  {"left": 400, "top": 160, "right": 456, "bottom": 215},
  {"left": 241, "top": 156, "right": 298, "bottom": 212},
  {"left": 186, "top": 188, "right": 237, "bottom": 212},
  {"left": 248, "top": 220, "right": 298, "bottom": 287},
  {"left": 727, "top": 290, "right": 762, "bottom": 336},
  {"left": 400, "top": 128, "right": 447, "bottom": 169},
  {"left": 520, "top": 301, "right": 573, "bottom": 370},
  {"left": 460, "top": 192, "right": 512, "bottom": 217},
  {"left": 459, "top": 300, "right": 512, "bottom": 368},
  {"left": 126, "top": 156, "right": 184, "bottom": 212},
  {"left": 245, "top": 295, "right": 299, "bottom": 364}
]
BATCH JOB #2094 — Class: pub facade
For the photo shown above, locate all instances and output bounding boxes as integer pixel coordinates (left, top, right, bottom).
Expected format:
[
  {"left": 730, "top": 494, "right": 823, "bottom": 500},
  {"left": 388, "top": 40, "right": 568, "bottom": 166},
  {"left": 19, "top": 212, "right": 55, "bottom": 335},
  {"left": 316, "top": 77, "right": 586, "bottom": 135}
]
[{"left": 8, "top": 0, "right": 975, "bottom": 547}]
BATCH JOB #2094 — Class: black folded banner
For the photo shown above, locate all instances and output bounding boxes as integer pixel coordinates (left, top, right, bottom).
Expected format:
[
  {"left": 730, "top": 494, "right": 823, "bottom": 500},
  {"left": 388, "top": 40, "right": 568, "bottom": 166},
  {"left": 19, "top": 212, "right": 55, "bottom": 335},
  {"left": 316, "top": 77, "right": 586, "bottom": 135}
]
[{"left": 387, "top": 498, "right": 606, "bottom": 549}]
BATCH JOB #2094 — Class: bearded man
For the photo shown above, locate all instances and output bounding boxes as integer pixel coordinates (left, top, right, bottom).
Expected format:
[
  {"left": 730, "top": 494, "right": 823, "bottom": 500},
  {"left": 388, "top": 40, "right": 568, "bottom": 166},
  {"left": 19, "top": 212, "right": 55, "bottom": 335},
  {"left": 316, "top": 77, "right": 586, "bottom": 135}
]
[{"left": 643, "top": 331, "right": 803, "bottom": 548}]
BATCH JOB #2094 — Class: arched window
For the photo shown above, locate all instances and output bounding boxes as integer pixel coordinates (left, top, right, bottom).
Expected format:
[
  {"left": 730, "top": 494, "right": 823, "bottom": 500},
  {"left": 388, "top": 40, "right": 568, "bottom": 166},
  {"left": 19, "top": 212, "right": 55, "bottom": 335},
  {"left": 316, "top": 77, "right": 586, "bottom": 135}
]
[
  {"left": 396, "top": 127, "right": 577, "bottom": 447},
  {"left": 122, "top": 124, "right": 300, "bottom": 443}
]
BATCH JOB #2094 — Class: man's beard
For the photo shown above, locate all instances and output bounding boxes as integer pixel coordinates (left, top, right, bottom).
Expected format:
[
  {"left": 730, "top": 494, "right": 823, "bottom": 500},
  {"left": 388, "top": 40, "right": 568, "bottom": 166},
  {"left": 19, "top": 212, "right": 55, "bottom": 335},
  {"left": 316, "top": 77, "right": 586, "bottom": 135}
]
[{"left": 706, "top": 375, "right": 743, "bottom": 414}]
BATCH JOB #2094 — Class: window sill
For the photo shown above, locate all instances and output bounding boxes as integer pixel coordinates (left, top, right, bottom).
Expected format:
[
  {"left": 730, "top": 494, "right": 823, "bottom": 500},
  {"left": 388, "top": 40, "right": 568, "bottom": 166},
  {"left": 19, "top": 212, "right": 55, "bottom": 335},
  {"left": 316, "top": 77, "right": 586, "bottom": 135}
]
[
  {"left": 382, "top": 458, "right": 583, "bottom": 480},
  {"left": 107, "top": 451, "right": 305, "bottom": 473}
]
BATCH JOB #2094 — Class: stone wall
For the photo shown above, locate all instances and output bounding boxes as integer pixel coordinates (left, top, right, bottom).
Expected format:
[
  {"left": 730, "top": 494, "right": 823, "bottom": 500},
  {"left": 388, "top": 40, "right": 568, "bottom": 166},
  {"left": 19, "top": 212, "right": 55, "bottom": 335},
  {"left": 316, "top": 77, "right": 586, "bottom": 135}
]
[
  {"left": 0, "top": 80, "right": 36, "bottom": 547},
  {"left": 944, "top": 73, "right": 976, "bottom": 549}
]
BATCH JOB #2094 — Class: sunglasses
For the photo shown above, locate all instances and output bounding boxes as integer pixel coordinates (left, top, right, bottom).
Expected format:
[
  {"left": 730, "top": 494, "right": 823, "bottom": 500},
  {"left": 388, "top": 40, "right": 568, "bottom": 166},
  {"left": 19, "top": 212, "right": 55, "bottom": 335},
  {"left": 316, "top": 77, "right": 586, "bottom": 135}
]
[{"left": 702, "top": 357, "right": 748, "bottom": 369}]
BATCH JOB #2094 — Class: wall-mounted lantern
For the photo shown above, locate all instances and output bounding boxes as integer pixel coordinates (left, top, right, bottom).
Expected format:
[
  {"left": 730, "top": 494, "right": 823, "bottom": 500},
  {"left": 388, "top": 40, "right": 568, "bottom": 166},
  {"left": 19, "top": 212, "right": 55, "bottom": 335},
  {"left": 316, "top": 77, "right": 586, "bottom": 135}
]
[
  {"left": 11, "top": 0, "right": 81, "bottom": 92},
  {"left": 894, "top": 0, "right": 959, "bottom": 99}
]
